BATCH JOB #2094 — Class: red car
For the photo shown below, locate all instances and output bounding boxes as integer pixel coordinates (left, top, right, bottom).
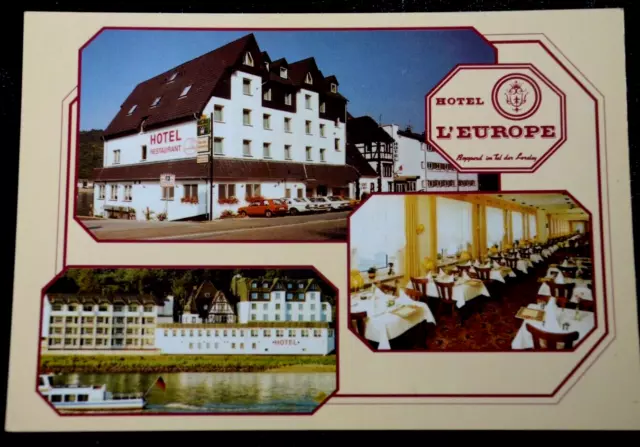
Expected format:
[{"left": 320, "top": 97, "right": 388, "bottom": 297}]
[{"left": 238, "top": 199, "right": 288, "bottom": 217}]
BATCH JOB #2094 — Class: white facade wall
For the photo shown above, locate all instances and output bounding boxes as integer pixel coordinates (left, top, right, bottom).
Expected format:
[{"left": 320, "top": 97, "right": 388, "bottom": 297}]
[
  {"left": 95, "top": 70, "right": 352, "bottom": 221},
  {"left": 155, "top": 325, "right": 335, "bottom": 355},
  {"left": 236, "top": 291, "right": 331, "bottom": 323}
]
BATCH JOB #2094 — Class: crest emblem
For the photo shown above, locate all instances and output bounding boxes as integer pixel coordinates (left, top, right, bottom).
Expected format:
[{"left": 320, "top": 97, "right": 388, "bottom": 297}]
[{"left": 491, "top": 73, "right": 542, "bottom": 121}]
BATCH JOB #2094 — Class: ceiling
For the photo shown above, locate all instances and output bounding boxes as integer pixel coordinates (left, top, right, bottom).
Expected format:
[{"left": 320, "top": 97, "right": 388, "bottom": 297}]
[{"left": 494, "top": 193, "right": 589, "bottom": 217}]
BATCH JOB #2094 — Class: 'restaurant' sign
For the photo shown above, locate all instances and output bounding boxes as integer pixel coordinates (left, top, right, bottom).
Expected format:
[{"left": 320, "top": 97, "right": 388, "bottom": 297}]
[
  {"left": 197, "top": 136, "right": 210, "bottom": 153},
  {"left": 425, "top": 63, "right": 566, "bottom": 173}
]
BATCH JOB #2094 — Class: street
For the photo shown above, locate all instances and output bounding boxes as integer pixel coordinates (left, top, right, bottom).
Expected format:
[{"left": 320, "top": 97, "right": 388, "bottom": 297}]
[{"left": 80, "top": 211, "right": 350, "bottom": 241}]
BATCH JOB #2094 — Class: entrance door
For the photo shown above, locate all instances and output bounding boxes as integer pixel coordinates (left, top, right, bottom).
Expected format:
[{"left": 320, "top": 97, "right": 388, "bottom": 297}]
[
  {"left": 317, "top": 185, "right": 328, "bottom": 196},
  {"left": 306, "top": 187, "right": 314, "bottom": 197}
]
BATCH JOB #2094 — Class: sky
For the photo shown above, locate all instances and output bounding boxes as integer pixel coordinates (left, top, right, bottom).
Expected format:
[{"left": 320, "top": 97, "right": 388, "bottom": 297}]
[{"left": 80, "top": 29, "right": 495, "bottom": 131}]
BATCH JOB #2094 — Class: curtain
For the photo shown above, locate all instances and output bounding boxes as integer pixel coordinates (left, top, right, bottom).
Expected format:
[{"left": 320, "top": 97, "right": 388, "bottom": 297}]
[
  {"left": 351, "top": 195, "right": 406, "bottom": 271},
  {"left": 486, "top": 206, "right": 504, "bottom": 248},
  {"left": 404, "top": 196, "right": 420, "bottom": 280},
  {"left": 511, "top": 211, "right": 524, "bottom": 242},
  {"left": 528, "top": 214, "right": 537, "bottom": 239},
  {"left": 436, "top": 197, "right": 472, "bottom": 256}
]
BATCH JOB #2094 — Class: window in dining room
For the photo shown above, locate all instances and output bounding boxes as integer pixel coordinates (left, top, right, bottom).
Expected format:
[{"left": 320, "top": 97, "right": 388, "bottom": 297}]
[
  {"left": 486, "top": 206, "right": 505, "bottom": 249},
  {"left": 436, "top": 197, "right": 472, "bottom": 256},
  {"left": 512, "top": 211, "right": 524, "bottom": 242},
  {"left": 528, "top": 213, "right": 537, "bottom": 239},
  {"left": 350, "top": 194, "right": 406, "bottom": 272}
]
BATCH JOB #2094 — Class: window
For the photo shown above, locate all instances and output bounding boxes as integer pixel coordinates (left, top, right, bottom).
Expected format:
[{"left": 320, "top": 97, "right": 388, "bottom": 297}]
[
  {"left": 331, "top": 83, "right": 337, "bottom": 93},
  {"left": 109, "top": 185, "right": 118, "bottom": 201},
  {"left": 242, "top": 140, "right": 252, "bottom": 157},
  {"left": 184, "top": 184, "right": 198, "bottom": 200},
  {"left": 246, "top": 184, "right": 261, "bottom": 199},
  {"left": 113, "top": 150, "right": 121, "bottom": 164},
  {"left": 320, "top": 102, "right": 326, "bottom": 113},
  {"left": 214, "top": 105, "right": 224, "bottom": 122},
  {"left": 297, "top": 189, "right": 303, "bottom": 198},
  {"left": 127, "top": 105, "right": 137, "bottom": 115},
  {"left": 265, "top": 61, "right": 269, "bottom": 71},
  {"left": 437, "top": 197, "right": 473, "bottom": 256},
  {"left": 319, "top": 123, "right": 326, "bottom": 137},
  {"left": 383, "top": 165, "right": 393, "bottom": 177},
  {"left": 284, "top": 117, "right": 292, "bottom": 132},
  {"left": 352, "top": 195, "right": 406, "bottom": 271},
  {"left": 139, "top": 144, "right": 147, "bottom": 161},
  {"left": 334, "top": 138, "right": 340, "bottom": 151},
  {"left": 512, "top": 211, "right": 524, "bottom": 242},
  {"left": 179, "top": 84, "right": 192, "bottom": 98},
  {"left": 243, "top": 78, "right": 252, "bottom": 95},
  {"left": 280, "top": 67, "right": 288, "bottom": 78},
  {"left": 285, "top": 188, "right": 291, "bottom": 198},
  {"left": 242, "top": 109, "right": 251, "bottom": 126},
  {"left": 284, "top": 145, "right": 292, "bottom": 160},
  {"left": 305, "top": 94, "right": 312, "bottom": 109},
  {"left": 486, "top": 206, "right": 505, "bottom": 249},
  {"left": 162, "top": 186, "right": 174, "bottom": 201},
  {"left": 151, "top": 96, "right": 161, "bottom": 107},
  {"left": 263, "top": 143, "right": 271, "bottom": 158},
  {"left": 263, "top": 114, "right": 271, "bottom": 129},
  {"left": 168, "top": 72, "right": 178, "bottom": 82},
  {"left": 305, "top": 72, "right": 313, "bottom": 84},
  {"left": 320, "top": 148, "right": 326, "bottom": 162},
  {"left": 97, "top": 184, "right": 105, "bottom": 199},
  {"left": 305, "top": 120, "right": 312, "bottom": 134},
  {"left": 528, "top": 214, "right": 537, "bottom": 239},
  {"left": 284, "top": 93, "right": 292, "bottom": 106},
  {"left": 124, "top": 185, "right": 132, "bottom": 201},
  {"left": 305, "top": 146, "right": 312, "bottom": 161},
  {"left": 263, "top": 89, "right": 272, "bottom": 101},
  {"left": 243, "top": 52, "right": 254, "bottom": 66},
  {"left": 213, "top": 137, "right": 224, "bottom": 155}
]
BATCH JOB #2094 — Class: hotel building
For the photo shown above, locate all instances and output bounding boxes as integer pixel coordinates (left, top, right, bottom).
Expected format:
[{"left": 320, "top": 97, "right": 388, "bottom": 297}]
[
  {"left": 41, "top": 277, "right": 335, "bottom": 356},
  {"left": 92, "top": 33, "right": 359, "bottom": 221}
]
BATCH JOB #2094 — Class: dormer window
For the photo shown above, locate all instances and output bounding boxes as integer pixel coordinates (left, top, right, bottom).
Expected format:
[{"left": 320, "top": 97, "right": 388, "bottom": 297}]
[
  {"left": 168, "top": 72, "right": 178, "bottom": 82},
  {"left": 127, "top": 105, "right": 137, "bottom": 115},
  {"left": 151, "top": 96, "right": 161, "bottom": 107},
  {"left": 265, "top": 62, "right": 270, "bottom": 71},
  {"left": 280, "top": 67, "right": 288, "bottom": 79},
  {"left": 330, "top": 83, "right": 337, "bottom": 93},
  {"left": 179, "top": 84, "right": 192, "bottom": 98},
  {"left": 243, "top": 52, "right": 254, "bottom": 67},
  {"left": 305, "top": 73, "right": 313, "bottom": 84}
]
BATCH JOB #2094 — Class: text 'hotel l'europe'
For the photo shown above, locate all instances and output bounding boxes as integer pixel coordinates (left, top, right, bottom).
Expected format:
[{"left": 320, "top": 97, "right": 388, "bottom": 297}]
[{"left": 91, "top": 33, "right": 484, "bottom": 221}]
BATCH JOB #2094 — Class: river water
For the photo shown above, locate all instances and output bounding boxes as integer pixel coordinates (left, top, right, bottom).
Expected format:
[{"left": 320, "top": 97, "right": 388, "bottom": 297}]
[{"left": 54, "top": 372, "right": 336, "bottom": 414}]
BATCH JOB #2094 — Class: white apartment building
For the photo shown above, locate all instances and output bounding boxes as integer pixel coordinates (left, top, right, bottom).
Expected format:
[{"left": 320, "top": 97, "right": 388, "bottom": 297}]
[
  {"left": 381, "top": 124, "right": 479, "bottom": 192},
  {"left": 92, "top": 33, "right": 358, "bottom": 221}
]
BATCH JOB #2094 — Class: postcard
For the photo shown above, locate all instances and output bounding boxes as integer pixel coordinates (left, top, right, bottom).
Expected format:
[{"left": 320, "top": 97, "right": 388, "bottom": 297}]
[{"left": 7, "top": 9, "right": 640, "bottom": 431}]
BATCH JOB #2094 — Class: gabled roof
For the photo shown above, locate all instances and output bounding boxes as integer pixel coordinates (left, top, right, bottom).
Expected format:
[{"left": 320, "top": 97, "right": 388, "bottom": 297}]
[
  {"left": 397, "top": 128, "right": 426, "bottom": 142},
  {"left": 346, "top": 143, "right": 378, "bottom": 178},
  {"left": 103, "top": 34, "right": 257, "bottom": 140},
  {"left": 347, "top": 115, "right": 395, "bottom": 144},
  {"left": 287, "top": 57, "right": 320, "bottom": 86},
  {"left": 184, "top": 280, "right": 238, "bottom": 314}
]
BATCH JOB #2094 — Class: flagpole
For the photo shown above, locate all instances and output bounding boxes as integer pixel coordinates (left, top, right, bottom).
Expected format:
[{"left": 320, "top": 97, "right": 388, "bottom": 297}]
[{"left": 143, "top": 376, "right": 163, "bottom": 398}]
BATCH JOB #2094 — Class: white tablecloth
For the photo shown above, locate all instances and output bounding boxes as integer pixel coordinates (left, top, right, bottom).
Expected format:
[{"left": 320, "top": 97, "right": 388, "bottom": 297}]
[
  {"left": 512, "top": 304, "right": 595, "bottom": 350},
  {"left": 537, "top": 279, "right": 593, "bottom": 303},
  {"left": 407, "top": 277, "right": 490, "bottom": 308},
  {"left": 490, "top": 267, "right": 516, "bottom": 283},
  {"left": 350, "top": 293, "right": 436, "bottom": 350},
  {"left": 516, "top": 259, "right": 533, "bottom": 274},
  {"left": 530, "top": 254, "right": 544, "bottom": 263}
]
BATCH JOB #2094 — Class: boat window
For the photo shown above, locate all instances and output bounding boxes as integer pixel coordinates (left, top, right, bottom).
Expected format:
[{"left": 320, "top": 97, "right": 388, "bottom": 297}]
[
  {"left": 78, "top": 394, "right": 89, "bottom": 402},
  {"left": 64, "top": 394, "right": 76, "bottom": 402},
  {"left": 38, "top": 377, "right": 44, "bottom": 386},
  {"left": 50, "top": 395, "right": 62, "bottom": 402}
]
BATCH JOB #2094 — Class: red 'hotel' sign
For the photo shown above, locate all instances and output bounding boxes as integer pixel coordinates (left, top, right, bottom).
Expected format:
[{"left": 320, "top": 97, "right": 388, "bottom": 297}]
[{"left": 150, "top": 129, "right": 182, "bottom": 145}]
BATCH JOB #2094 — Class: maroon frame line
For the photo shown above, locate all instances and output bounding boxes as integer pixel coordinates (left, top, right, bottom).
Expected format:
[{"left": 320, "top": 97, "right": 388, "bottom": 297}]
[
  {"left": 71, "top": 25, "right": 500, "bottom": 245},
  {"left": 37, "top": 264, "right": 340, "bottom": 417},
  {"left": 337, "top": 38, "right": 611, "bottom": 399}
]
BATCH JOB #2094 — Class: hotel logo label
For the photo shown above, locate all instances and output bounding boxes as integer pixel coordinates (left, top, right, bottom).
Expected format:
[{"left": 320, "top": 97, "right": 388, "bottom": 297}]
[{"left": 425, "top": 63, "right": 567, "bottom": 173}]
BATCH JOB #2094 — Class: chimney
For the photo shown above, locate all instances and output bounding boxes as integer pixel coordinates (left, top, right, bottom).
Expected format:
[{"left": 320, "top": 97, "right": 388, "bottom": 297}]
[{"left": 406, "top": 124, "right": 412, "bottom": 133}]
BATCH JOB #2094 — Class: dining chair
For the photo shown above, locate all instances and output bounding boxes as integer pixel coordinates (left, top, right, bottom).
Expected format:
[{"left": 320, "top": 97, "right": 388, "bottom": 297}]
[
  {"left": 409, "top": 277, "right": 429, "bottom": 304},
  {"left": 536, "top": 294, "right": 568, "bottom": 309},
  {"left": 525, "top": 324, "right": 580, "bottom": 350},
  {"left": 549, "top": 282, "right": 576, "bottom": 300},
  {"left": 434, "top": 281, "right": 460, "bottom": 324}
]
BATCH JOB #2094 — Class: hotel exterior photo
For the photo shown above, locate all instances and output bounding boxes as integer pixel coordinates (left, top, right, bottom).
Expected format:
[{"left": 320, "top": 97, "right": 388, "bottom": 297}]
[{"left": 41, "top": 277, "right": 335, "bottom": 356}]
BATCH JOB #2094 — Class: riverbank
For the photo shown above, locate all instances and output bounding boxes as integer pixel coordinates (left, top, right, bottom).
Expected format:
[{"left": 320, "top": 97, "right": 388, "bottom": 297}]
[{"left": 39, "top": 354, "right": 337, "bottom": 374}]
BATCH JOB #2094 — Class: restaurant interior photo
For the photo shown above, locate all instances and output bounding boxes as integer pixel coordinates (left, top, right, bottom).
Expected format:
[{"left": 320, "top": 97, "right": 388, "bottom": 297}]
[{"left": 349, "top": 192, "right": 595, "bottom": 352}]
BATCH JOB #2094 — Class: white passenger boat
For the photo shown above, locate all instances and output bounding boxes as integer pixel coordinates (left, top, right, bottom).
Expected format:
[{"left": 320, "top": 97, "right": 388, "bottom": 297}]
[{"left": 38, "top": 374, "right": 146, "bottom": 412}]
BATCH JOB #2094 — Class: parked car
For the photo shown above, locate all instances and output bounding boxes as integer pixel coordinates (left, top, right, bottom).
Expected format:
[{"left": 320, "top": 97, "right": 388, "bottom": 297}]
[
  {"left": 308, "top": 197, "right": 332, "bottom": 212},
  {"left": 324, "top": 196, "right": 352, "bottom": 211},
  {"left": 238, "top": 199, "right": 288, "bottom": 217},
  {"left": 281, "top": 198, "right": 314, "bottom": 215},
  {"left": 299, "top": 197, "right": 322, "bottom": 212}
]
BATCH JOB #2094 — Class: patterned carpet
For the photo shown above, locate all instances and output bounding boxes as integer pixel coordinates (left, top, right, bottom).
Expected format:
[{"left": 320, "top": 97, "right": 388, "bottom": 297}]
[{"left": 384, "top": 249, "right": 578, "bottom": 351}]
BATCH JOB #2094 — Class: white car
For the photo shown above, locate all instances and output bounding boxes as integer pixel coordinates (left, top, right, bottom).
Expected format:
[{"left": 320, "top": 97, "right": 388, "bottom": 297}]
[
  {"left": 308, "top": 197, "right": 332, "bottom": 212},
  {"left": 318, "top": 196, "right": 351, "bottom": 211},
  {"left": 281, "top": 198, "right": 314, "bottom": 215}
]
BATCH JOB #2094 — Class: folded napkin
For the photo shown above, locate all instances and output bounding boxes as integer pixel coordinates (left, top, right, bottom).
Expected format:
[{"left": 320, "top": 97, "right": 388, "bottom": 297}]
[
  {"left": 492, "top": 261, "right": 500, "bottom": 269},
  {"left": 463, "top": 261, "right": 471, "bottom": 266},
  {"left": 442, "top": 274, "right": 454, "bottom": 283},
  {"left": 516, "top": 253, "right": 521, "bottom": 259},
  {"left": 562, "top": 260, "right": 569, "bottom": 267},
  {"left": 462, "top": 271, "right": 471, "bottom": 281},
  {"left": 438, "top": 268, "right": 445, "bottom": 277},
  {"left": 469, "top": 266, "right": 476, "bottom": 273},
  {"left": 555, "top": 271, "right": 565, "bottom": 284},
  {"left": 473, "top": 260, "right": 481, "bottom": 267},
  {"left": 543, "top": 297, "right": 562, "bottom": 331}
]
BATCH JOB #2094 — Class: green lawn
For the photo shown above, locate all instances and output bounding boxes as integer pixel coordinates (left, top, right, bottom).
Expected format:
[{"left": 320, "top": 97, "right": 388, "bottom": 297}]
[{"left": 39, "top": 354, "right": 337, "bottom": 374}]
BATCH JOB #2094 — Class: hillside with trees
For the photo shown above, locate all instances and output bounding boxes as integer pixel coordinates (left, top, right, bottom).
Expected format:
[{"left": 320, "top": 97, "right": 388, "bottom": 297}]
[{"left": 78, "top": 129, "right": 104, "bottom": 179}]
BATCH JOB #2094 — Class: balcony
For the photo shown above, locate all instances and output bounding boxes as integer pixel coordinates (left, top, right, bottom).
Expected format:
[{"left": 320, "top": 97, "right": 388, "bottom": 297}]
[{"left": 362, "top": 151, "right": 394, "bottom": 161}]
